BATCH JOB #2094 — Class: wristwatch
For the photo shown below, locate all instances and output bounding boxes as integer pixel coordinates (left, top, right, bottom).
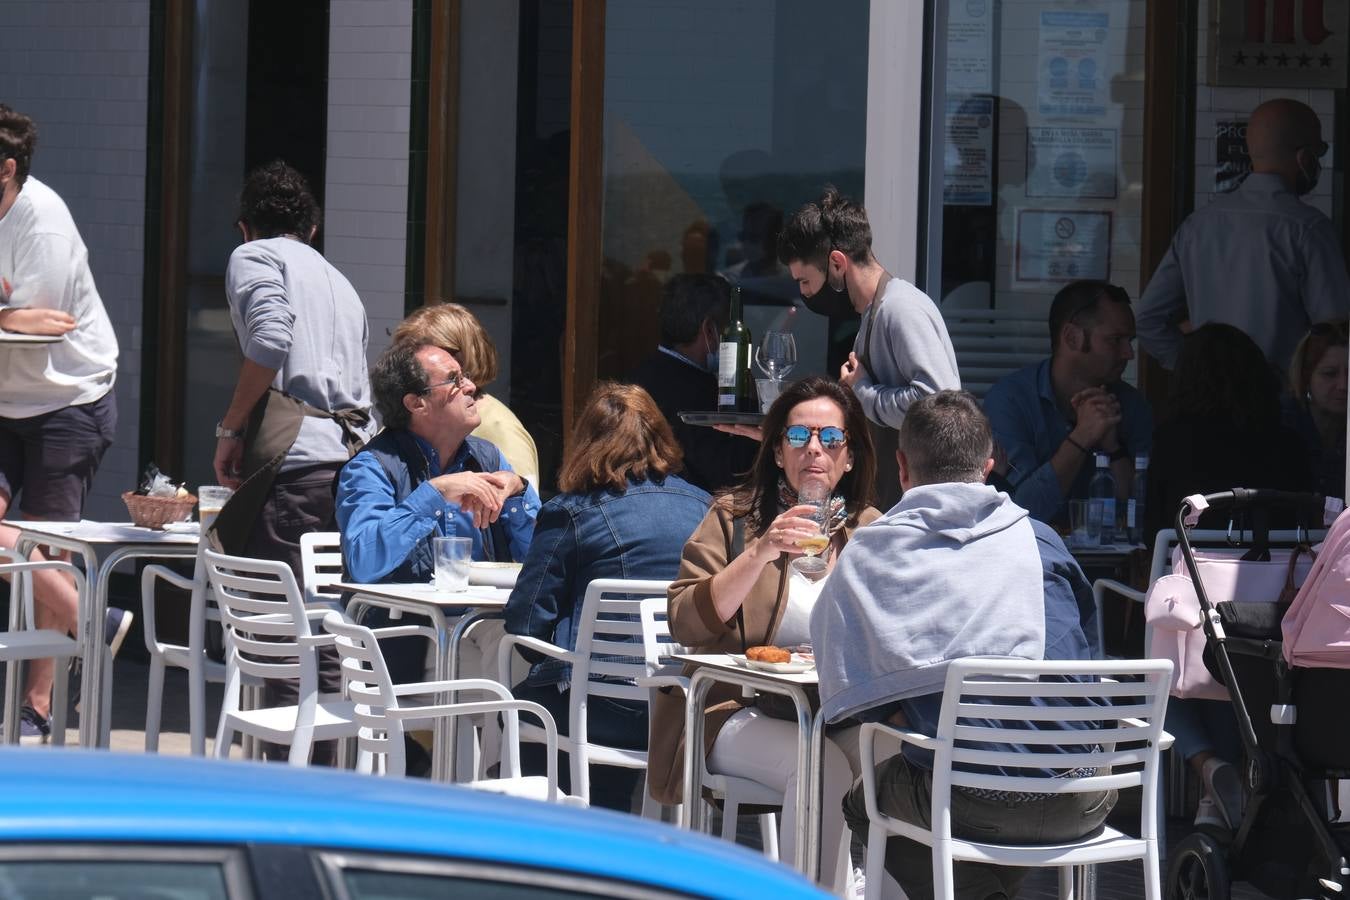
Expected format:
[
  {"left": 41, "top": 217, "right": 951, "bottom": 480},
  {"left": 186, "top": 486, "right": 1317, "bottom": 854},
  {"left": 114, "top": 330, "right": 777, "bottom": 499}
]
[{"left": 215, "top": 422, "right": 244, "bottom": 439}]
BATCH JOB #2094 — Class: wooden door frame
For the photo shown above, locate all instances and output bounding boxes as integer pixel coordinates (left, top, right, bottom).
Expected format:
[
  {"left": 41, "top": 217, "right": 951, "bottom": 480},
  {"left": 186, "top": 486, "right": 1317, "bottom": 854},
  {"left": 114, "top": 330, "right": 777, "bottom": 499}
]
[
  {"left": 143, "top": 0, "right": 193, "bottom": 477},
  {"left": 1138, "top": 0, "right": 1197, "bottom": 404},
  {"left": 562, "top": 0, "right": 605, "bottom": 448}
]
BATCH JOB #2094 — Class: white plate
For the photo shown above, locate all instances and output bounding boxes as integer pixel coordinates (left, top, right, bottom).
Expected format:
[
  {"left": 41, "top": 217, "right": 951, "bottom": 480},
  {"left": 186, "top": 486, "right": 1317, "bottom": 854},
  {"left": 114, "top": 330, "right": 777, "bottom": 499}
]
[
  {"left": 468, "top": 561, "right": 523, "bottom": 588},
  {"left": 160, "top": 521, "right": 200, "bottom": 534},
  {"left": 729, "top": 652, "right": 815, "bottom": 674}
]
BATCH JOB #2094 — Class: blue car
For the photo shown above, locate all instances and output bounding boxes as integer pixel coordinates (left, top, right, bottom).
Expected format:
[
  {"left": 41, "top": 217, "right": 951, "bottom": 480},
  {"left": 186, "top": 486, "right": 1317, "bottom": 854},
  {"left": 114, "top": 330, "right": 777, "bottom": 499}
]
[{"left": 0, "top": 749, "right": 825, "bottom": 899}]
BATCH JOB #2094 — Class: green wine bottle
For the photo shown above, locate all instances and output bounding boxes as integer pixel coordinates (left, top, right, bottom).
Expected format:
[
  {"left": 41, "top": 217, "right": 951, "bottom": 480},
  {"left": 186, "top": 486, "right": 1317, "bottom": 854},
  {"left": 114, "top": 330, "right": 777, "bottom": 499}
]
[{"left": 718, "top": 286, "right": 753, "bottom": 412}]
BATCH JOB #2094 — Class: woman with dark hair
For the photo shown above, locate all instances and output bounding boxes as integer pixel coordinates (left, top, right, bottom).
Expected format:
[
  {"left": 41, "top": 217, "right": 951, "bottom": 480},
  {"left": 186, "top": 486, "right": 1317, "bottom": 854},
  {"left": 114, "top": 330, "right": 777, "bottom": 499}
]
[
  {"left": 1147, "top": 323, "right": 1313, "bottom": 834},
  {"left": 503, "top": 382, "right": 710, "bottom": 811},
  {"left": 1145, "top": 322, "right": 1314, "bottom": 540},
  {"left": 647, "top": 376, "right": 880, "bottom": 888},
  {"left": 1285, "top": 321, "right": 1348, "bottom": 500}
]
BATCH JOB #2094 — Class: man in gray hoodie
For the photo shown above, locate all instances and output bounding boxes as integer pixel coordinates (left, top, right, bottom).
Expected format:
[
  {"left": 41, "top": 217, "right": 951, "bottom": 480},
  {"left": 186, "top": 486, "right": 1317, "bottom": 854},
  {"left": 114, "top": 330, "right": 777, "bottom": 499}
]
[{"left": 811, "top": 390, "right": 1108, "bottom": 900}]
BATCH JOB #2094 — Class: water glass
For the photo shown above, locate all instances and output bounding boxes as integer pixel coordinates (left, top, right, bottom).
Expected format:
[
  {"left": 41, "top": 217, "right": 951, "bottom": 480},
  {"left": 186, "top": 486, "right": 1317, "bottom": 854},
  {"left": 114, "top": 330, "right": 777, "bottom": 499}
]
[
  {"left": 1069, "top": 499, "right": 1099, "bottom": 546},
  {"left": 755, "top": 378, "right": 781, "bottom": 413},
  {"left": 434, "top": 536, "right": 473, "bottom": 593},
  {"left": 197, "top": 485, "right": 233, "bottom": 530}
]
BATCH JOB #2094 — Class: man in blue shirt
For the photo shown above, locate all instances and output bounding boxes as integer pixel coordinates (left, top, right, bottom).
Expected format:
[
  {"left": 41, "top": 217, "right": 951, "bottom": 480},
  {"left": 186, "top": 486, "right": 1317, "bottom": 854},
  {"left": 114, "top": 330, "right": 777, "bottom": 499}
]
[
  {"left": 337, "top": 339, "right": 539, "bottom": 682},
  {"left": 983, "top": 281, "right": 1152, "bottom": 527}
]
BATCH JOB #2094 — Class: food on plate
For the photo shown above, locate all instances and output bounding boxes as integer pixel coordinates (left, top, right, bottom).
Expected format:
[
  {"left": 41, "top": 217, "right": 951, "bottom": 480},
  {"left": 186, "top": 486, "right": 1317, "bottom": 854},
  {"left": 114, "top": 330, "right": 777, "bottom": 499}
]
[{"left": 745, "top": 645, "right": 791, "bottom": 664}]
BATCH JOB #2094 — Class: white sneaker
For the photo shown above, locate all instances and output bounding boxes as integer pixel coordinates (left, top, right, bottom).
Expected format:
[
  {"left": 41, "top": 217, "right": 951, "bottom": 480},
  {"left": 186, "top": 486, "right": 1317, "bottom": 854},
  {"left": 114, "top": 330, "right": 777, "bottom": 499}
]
[
  {"left": 1194, "top": 795, "right": 1228, "bottom": 831},
  {"left": 850, "top": 866, "right": 866, "bottom": 899}
]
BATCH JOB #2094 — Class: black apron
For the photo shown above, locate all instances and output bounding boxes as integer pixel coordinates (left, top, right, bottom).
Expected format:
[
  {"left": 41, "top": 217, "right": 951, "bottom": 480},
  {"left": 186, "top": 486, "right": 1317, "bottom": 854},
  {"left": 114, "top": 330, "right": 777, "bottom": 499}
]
[
  {"left": 207, "top": 388, "right": 370, "bottom": 555},
  {"left": 858, "top": 273, "right": 901, "bottom": 510}
]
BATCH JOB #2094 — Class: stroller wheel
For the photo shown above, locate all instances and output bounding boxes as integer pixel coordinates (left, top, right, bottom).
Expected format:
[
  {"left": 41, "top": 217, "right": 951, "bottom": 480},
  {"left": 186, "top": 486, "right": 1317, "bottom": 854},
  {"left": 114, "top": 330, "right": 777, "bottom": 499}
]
[{"left": 1167, "top": 832, "right": 1231, "bottom": 900}]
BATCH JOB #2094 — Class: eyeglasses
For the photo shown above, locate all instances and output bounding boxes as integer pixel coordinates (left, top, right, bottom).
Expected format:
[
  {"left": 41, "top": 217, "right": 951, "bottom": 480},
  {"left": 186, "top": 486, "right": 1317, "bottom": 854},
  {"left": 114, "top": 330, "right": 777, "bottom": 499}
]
[
  {"left": 783, "top": 425, "right": 848, "bottom": 450},
  {"left": 418, "top": 372, "right": 462, "bottom": 395}
]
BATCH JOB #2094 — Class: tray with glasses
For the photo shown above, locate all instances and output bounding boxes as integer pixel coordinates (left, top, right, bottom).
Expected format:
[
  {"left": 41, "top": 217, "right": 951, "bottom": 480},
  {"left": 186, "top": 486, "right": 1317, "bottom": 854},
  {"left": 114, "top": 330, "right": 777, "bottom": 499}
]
[{"left": 677, "top": 411, "right": 765, "bottom": 426}]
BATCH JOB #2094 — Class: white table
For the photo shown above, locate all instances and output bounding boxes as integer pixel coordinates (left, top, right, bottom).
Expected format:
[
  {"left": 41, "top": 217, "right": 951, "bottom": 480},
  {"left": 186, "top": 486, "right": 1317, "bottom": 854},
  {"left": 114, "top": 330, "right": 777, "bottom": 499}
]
[
  {"left": 4, "top": 520, "right": 198, "bottom": 748},
  {"left": 674, "top": 652, "right": 825, "bottom": 880},
  {"left": 337, "top": 581, "right": 511, "bottom": 781}
]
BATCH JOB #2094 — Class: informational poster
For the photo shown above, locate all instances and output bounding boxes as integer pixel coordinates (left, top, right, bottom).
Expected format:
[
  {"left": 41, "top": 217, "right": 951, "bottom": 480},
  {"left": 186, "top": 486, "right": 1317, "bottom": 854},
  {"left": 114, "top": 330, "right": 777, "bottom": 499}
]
[
  {"left": 947, "top": 0, "right": 994, "bottom": 94},
  {"left": 1212, "top": 0, "right": 1348, "bottom": 89},
  {"left": 1215, "top": 119, "right": 1250, "bottom": 193},
  {"left": 1015, "top": 209, "right": 1113, "bottom": 283},
  {"left": 944, "top": 96, "right": 995, "bottom": 206},
  {"left": 1026, "top": 127, "right": 1117, "bottom": 198},
  {"left": 1038, "top": 10, "right": 1110, "bottom": 118}
]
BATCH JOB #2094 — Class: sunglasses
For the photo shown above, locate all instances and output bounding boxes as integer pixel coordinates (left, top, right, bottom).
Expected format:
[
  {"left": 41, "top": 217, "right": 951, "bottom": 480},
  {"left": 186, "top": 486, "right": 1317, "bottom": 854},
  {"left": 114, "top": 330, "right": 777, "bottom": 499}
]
[
  {"left": 783, "top": 425, "right": 848, "bottom": 450},
  {"left": 418, "top": 372, "right": 462, "bottom": 395}
]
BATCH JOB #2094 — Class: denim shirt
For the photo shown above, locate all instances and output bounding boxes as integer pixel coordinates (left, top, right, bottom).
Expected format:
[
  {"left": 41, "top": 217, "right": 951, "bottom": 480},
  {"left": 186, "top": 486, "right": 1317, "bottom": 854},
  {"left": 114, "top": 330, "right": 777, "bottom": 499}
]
[
  {"left": 983, "top": 359, "right": 1152, "bottom": 526},
  {"left": 504, "top": 474, "right": 711, "bottom": 687},
  {"left": 336, "top": 430, "right": 540, "bottom": 583}
]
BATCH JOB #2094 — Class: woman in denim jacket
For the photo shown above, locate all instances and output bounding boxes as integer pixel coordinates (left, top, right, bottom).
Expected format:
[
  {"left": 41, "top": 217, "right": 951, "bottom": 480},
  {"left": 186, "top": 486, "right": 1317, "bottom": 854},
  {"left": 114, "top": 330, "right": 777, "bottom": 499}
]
[{"left": 504, "top": 382, "right": 711, "bottom": 810}]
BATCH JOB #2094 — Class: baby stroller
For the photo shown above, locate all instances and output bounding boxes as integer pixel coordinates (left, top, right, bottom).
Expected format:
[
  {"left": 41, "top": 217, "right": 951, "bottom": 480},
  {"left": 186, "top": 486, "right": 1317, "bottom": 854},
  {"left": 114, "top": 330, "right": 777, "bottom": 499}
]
[{"left": 1162, "top": 489, "right": 1350, "bottom": 900}]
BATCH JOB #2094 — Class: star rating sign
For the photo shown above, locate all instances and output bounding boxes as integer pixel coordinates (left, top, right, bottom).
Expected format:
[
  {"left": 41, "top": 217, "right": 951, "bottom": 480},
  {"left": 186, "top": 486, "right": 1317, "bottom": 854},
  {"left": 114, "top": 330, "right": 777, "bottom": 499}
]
[
  {"left": 1320, "top": 53, "right": 1333, "bottom": 67},
  {"left": 1275, "top": 52, "right": 1291, "bottom": 66},
  {"left": 1298, "top": 53, "right": 1312, "bottom": 67},
  {"left": 1234, "top": 50, "right": 1248, "bottom": 65},
  {"left": 1254, "top": 51, "right": 1269, "bottom": 65}
]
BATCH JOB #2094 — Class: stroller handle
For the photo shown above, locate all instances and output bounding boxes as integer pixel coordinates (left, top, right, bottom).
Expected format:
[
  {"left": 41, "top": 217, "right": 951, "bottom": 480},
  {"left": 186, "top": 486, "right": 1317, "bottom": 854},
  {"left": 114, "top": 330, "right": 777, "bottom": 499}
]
[{"left": 1177, "top": 489, "right": 1326, "bottom": 526}]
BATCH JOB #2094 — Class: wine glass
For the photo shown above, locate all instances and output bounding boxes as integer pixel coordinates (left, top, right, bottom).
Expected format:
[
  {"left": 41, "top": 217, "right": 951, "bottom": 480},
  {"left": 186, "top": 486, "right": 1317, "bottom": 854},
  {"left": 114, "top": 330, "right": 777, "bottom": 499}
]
[
  {"left": 790, "top": 483, "right": 830, "bottom": 579},
  {"left": 756, "top": 331, "right": 798, "bottom": 384}
]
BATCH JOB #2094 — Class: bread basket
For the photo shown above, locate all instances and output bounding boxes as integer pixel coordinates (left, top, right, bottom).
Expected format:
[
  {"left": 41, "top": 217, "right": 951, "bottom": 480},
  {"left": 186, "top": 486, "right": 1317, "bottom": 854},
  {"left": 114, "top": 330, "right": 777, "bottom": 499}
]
[{"left": 122, "top": 490, "right": 197, "bottom": 529}]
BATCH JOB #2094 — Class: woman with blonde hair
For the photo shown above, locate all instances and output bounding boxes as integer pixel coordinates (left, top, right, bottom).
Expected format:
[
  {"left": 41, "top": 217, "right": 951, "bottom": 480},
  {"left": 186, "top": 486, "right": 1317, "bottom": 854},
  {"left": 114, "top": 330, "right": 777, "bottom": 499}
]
[
  {"left": 503, "top": 381, "right": 710, "bottom": 810},
  {"left": 393, "top": 302, "right": 539, "bottom": 489}
]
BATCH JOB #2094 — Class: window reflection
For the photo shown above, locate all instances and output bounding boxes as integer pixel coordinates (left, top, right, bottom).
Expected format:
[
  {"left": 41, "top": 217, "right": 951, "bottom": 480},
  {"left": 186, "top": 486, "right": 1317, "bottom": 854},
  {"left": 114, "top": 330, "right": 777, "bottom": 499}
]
[{"left": 598, "top": 0, "right": 870, "bottom": 384}]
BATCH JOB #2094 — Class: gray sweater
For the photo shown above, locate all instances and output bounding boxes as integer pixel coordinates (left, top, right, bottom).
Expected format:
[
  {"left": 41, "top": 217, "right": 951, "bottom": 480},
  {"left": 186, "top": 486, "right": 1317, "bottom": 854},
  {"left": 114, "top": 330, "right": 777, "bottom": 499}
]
[
  {"left": 225, "top": 238, "right": 374, "bottom": 470},
  {"left": 810, "top": 482, "right": 1045, "bottom": 724},
  {"left": 850, "top": 277, "right": 961, "bottom": 429}
]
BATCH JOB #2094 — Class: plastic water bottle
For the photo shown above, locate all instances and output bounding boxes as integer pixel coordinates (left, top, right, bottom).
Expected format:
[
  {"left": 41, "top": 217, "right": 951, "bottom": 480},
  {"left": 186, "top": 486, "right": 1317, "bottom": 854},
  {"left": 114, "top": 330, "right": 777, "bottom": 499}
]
[
  {"left": 1126, "top": 454, "right": 1148, "bottom": 545},
  {"left": 1088, "top": 453, "right": 1117, "bottom": 545}
]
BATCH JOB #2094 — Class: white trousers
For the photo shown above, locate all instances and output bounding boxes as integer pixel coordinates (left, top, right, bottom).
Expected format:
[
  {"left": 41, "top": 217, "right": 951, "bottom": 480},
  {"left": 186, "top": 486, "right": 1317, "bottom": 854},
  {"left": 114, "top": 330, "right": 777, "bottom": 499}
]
[{"left": 707, "top": 706, "right": 860, "bottom": 888}]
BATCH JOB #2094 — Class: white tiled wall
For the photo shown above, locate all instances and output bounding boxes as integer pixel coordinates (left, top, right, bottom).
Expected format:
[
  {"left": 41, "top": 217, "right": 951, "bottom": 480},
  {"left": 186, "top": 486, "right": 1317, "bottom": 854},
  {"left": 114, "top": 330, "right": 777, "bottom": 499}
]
[
  {"left": 0, "top": 0, "right": 151, "bottom": 520},
  {"left": 324, "top": 0, "right": 414, "bottom": 364}
]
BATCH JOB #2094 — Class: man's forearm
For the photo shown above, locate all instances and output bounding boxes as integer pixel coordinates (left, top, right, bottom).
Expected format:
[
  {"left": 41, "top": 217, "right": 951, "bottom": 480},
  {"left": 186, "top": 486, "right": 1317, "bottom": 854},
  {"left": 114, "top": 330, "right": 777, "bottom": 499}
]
[{"left": 221, "top": 358, "right": 279, "bottom": 430}]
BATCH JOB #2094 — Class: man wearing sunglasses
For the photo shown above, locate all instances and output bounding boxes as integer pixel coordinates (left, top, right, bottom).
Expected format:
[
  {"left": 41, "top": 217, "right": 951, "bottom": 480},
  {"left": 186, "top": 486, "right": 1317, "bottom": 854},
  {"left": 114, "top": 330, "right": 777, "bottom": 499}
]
[
  {"left": 336, "top": 340, "right": 539, "bottom": 685},
  {"left": 984, "top": 280, "right": 1151, "bottom": 527},
  {"left": 1137, "top": 98, "right": 1349, "bottom": 373}
]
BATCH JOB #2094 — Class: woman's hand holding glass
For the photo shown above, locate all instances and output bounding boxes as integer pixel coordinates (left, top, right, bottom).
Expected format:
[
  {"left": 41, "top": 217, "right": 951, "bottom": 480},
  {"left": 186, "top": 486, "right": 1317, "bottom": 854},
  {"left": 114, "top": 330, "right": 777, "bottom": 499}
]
[{"left": 754, "top": 503, "right": 825, "bottom": 562}]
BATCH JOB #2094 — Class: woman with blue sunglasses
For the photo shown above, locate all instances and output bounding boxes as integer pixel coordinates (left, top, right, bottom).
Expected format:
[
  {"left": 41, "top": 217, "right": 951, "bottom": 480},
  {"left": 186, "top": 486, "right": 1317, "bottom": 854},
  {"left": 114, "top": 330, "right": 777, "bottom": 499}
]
[{"left": 648, "top": 376, "right": 880, "bottom": 889}]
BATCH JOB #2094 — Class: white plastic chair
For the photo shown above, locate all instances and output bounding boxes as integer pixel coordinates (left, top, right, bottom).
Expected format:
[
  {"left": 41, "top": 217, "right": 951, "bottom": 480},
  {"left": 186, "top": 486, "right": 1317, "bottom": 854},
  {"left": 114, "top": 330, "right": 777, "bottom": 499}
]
[
  {"left": 636, "top": 597, "right": 781, "bottom": 856},
  {"left": 858, "top": 657, "right": 1174, "bottom": 900},
  {"left": 203, "top": 548, "right": 356, "bottom": 765},
  {"left": 324, "top": 612, "right": 581, "bottom": 805},
  {"left": 497, "top": 578, "right": 669, "bottom": 811},
  {"left": 0, "top": 552, "right": 85, "bottom": 746},
  {"left": 299, "top": 532, "right": 345, "bottom": 607}
]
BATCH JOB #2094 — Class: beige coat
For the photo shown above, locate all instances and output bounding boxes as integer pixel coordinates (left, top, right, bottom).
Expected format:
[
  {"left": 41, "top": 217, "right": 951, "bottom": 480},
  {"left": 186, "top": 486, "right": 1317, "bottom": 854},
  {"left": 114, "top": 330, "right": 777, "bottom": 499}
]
[{"left": 646, "top": 500, "right": 881, "bottom": 806}]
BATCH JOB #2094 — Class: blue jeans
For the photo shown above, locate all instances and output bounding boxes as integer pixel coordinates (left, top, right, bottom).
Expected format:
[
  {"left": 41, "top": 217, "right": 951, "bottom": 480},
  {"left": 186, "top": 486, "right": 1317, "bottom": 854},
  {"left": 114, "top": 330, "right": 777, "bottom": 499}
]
[{"left": 1166, "top": 697, "right": 1241, "bottom": 763}]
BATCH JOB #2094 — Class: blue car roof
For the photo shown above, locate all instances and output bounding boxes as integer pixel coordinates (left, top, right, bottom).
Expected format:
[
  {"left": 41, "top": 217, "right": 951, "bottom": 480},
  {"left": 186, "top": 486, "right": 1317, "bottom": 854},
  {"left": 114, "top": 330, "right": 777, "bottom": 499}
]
[{"left": 0, "top": 750, "right": 824, "bottom": 899}]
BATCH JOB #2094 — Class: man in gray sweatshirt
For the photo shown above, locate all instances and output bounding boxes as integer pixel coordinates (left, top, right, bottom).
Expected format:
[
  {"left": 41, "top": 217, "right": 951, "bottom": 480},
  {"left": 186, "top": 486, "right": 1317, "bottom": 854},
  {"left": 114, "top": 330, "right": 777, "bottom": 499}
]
[
  {"left": 779, "top": 186, "right": 960, "bottom": 507},
  {"left": 811, "top": 391, "right": 1108, "bottom": 900},
  {"left": 213, "top": 161, "right": 374, "bottom": 578}
]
